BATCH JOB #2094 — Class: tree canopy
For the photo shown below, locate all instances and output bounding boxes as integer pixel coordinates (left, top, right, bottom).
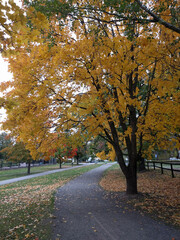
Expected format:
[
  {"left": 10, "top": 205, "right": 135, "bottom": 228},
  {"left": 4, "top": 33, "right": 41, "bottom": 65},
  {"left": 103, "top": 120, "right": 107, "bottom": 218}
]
[{"left": 0, "top": 0, "right": 179, "bottom": 194}]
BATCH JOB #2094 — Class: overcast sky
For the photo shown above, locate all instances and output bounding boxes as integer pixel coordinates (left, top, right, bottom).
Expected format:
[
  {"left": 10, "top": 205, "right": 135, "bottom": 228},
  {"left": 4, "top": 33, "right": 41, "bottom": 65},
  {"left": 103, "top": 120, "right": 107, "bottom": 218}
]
[
  {"left": 0, "top": 0, "right": 21, "bottom": 83},
  {"left": 0, "top": 56, "right": 12, "bottom": 83},
  {"left": 0, "top": 0, "right": 22, "bottom": 128},
  {"left": 0, "top": 56, "right": 10, "bottom": 125}
]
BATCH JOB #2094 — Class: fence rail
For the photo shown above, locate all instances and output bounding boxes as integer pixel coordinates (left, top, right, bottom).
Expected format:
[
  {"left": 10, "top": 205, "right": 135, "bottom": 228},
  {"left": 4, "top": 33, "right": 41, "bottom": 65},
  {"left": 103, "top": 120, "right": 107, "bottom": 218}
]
[{"left": 146, "top": 160, "right": 180, "bottom": 178}]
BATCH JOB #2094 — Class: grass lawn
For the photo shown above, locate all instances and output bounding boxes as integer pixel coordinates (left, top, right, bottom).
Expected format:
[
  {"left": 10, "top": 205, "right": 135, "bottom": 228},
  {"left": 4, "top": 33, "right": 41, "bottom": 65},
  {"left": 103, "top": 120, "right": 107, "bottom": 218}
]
[
  {"left": 0, "top": 164, "right": 101, "bottom": 240},
  {"left": 0, "top": 163, "right": 74, "bottom": 181},
  {"left": 100, "top": 164, "right": 180, "bottom": 227}
]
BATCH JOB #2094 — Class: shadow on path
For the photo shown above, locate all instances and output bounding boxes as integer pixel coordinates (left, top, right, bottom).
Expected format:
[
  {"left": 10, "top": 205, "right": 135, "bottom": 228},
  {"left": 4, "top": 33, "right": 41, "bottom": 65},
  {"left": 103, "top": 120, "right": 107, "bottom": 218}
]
[{"left": 52, "top": 164, "right": 180, "bottom": 240}]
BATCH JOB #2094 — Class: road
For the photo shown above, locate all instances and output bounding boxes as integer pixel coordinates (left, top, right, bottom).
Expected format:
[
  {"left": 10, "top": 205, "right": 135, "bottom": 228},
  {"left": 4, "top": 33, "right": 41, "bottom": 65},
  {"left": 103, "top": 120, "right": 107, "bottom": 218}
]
[{"left": 52, "top": 163, "right": 180, "bottom": 240}]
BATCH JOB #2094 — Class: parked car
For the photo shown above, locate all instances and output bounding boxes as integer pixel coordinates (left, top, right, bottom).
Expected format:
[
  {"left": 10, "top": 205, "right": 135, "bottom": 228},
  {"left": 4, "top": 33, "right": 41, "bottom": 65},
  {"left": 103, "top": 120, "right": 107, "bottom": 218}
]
[{"left": 170, "top": 157, "right": 180, "bottom": 161}]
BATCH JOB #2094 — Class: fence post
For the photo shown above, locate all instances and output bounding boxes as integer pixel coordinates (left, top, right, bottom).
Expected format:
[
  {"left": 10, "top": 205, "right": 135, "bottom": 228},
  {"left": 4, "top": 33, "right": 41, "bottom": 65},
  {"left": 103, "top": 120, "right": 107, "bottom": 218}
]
[
  {"left": 170, "top": 164, "right": 175, "bottom": 178},
  {"left": 147, "top": 161, "right": 149, "bottom": 171},
  {"left": 160, "top": 162, "right": 163, "bottom": 174},
  {"left": 153, "top": 162, "right": 155, "bottom": 170}
]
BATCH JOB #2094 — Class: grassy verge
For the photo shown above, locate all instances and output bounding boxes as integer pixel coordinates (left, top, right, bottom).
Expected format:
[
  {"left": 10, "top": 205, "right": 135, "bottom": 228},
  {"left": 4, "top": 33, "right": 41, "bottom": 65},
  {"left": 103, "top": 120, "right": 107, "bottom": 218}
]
[
  {"left": 0, "top": 163, "right": 74, "bottom": 181},
  {"left": 100, "top": 164, "right": 180, "bottom": 227},
  {"left": 0, "top": 164, "right": 101, "bottom": 240}
]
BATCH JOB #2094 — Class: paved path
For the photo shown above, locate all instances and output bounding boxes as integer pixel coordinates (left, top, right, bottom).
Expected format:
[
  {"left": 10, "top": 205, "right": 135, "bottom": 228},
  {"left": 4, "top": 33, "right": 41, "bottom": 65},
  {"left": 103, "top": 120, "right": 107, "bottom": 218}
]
[
  {"left": 0, "top": 164, "right": 86, "bottom": 186},
  {"left": 52, "top": 163, "right": 180, "bottom": 240}
]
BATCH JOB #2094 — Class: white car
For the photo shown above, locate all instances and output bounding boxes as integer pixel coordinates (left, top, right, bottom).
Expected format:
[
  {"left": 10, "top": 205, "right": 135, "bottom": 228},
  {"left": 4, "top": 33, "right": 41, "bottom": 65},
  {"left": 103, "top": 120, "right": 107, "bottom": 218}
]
[{"left": 170, "top": 157, "right": 179, "bottom": 161}]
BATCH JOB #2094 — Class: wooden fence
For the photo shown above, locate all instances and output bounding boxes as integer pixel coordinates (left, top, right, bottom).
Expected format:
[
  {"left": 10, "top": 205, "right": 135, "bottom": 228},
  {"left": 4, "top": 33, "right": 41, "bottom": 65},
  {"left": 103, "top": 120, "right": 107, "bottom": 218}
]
[{"left": 146, "top": 160, "right": 180, "bottom": 178}]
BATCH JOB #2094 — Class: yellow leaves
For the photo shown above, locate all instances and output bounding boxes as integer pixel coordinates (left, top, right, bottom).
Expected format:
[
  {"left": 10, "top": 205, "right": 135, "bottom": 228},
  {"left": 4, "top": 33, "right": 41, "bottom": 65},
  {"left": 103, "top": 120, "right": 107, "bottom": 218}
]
[
  {"left": 96, "top": 151, "right": 107, "bottom": 160},
  {"left": 36, "top": 11, "right": 47, "bottom": 22},
  {"left": 29, "top": 10, "right": 49, "bottom": 30},
  {"left": 0, "top": 182, "right": 66, "bottom": 212},
  {"left": 107, "top": 144, "right": 116, "bottom": 161},
  {"left": 0, "top": 0, "right": 50, "bottom": 56},
  {"left": 100, "top": 166, "right": 180, "bottom": 226},
  {"left": 1, "top": 0, "right": 179, "bottom": 163},
  {"left": 0, "top": 174, "right": 68, "bottom": 240},
  {"left": 124, "top": 127, "right": 132, "bottom": 138},
  {"left": 25, "top": 233, "right": 31, "bottom": 238}
]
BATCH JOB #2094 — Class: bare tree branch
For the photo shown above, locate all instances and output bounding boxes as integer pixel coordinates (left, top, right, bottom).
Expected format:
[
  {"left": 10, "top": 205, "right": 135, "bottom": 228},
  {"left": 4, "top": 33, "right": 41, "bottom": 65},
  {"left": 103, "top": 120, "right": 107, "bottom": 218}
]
[{"left": 135, "top": 0, "right": 180, "bottom": 34}]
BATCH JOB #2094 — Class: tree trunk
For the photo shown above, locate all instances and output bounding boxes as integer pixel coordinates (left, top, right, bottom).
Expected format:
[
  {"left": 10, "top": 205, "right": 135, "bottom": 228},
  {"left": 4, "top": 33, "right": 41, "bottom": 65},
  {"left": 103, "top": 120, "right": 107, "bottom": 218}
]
[
  {"left": 126, "top": 171, "right": 138, "bottom": 194},
  {"left": 59, "top": 158, "right": 62, "bottom": 169},
  {"left": 116, "top": 148, "right": 138, "bottom": 194},
  {"left": 137, "top": 155, "right": 146, "bottom": 172},
  {"left": 27, "top": 161, "right": 31, "bottom": 175}
]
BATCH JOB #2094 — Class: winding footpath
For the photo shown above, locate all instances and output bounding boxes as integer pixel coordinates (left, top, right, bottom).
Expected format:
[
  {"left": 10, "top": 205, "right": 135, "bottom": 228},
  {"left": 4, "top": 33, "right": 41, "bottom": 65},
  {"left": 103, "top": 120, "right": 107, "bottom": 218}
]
[
  {"left": 52, "top": 163, "right": 180, "bottom": 240},
  {"left": 0, "top": 165, "right": 85, "bottom": 186}
]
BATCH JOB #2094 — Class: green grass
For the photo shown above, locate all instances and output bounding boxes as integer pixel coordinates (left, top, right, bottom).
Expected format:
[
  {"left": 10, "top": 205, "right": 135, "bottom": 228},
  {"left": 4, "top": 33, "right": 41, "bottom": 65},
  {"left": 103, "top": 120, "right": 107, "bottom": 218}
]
[
  {"left": 102, "top": 163, "right": 121, "bottom": 174},
  {"left": 0, "top": 164, "right": 102, "bottom": 240},
  {"left": 0, "top": 163, "right": 75, "bottom": 181}
]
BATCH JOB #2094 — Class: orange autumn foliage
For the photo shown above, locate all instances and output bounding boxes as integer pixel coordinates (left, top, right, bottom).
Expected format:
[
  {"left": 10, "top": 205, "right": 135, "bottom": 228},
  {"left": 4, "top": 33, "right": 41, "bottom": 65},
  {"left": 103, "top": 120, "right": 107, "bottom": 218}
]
[{"left": 0, "top": 0, "right": 179, "bottom": 193}]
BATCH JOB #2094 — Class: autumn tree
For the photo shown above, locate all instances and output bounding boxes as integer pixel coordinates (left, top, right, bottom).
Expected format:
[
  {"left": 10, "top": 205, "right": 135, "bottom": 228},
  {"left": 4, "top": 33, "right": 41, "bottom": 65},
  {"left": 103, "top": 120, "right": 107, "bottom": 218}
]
[
  {"left": 53, "top": 145, "right": 77, "bottom": 168},
  {"left": 26, "top": 0, "right": 180, "bottom": 35},
  {"left": 0, "top": 132, "right": 12, "bottom": 161},
  {"left": 1, "top": 142, "right": 33, "bottom": 174},
  {"left": 134, "top": 0, "right": 180, "bottom": 33},
  {"left": 0, "top": 0, "right": 179, "bottom": 194},
  {"left": 87, "top": 136, "right": 110, "bottom": 161},
  {"left": 54, "top": 148, "right": 65, "bottom": 169}
]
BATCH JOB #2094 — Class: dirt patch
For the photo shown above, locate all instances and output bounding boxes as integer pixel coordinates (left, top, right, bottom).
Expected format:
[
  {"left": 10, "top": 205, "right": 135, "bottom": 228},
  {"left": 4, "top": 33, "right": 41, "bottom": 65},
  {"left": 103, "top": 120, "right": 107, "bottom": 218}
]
[{"left": 100, "top": 168, "right": 180, "bottom": 227}]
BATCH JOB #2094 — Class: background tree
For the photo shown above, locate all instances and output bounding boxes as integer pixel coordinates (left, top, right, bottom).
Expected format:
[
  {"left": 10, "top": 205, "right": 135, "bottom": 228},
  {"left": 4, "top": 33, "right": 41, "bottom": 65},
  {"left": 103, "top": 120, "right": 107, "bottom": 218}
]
[
  {"left": 1, "top": 142, "right": 33, "bottom": 174},
  {"left": 0, "top": 132, "right": 12, "bottom": 160},
  {"left": 54, "top": 147, "right": 65, "bottom": 169},
  {"left": 54, "top": 145, "right": 77, "bottom": 168},
  {"left": 74, "top": 147, "right": 83, "bottom": 165}
]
